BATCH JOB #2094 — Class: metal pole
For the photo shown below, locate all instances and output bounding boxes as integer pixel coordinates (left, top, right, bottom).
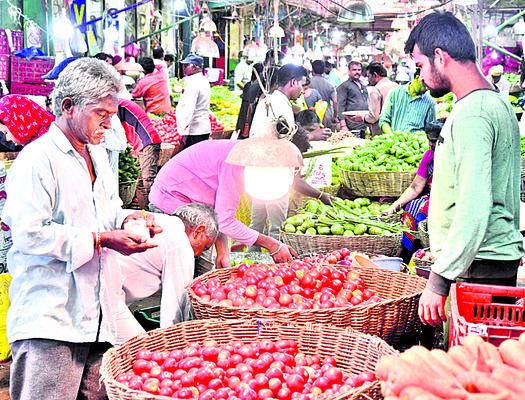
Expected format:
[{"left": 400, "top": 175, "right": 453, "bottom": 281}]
[
  {"left": 478, "top": 0, "right": 484, "bottom": 66},
  {"left": 274, "top": 0, "right": 279, "bottom": 62},
  {"left": 483, "top": 40, "right": 523, "bottom": 62},
  {"left": 483, "top": 9, "right": 525, "bottom": 39},
  {"left": 122, "top": 16, "right": 191, "bottom": 47}
]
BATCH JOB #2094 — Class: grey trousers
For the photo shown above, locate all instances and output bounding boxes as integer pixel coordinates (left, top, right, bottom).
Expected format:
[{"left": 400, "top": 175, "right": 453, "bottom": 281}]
[
  {"left": 136, "top": 143, "right": 160, "bottom": 210},
  {"left": 10, "top": 339, "right": 111, "bottom": 400},
  {"left": 249, "top": 195, "right": 289, "bottom": 243}
]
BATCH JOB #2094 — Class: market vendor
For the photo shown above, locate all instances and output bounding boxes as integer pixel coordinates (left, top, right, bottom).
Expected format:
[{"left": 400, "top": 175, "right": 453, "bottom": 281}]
[
  {"left": 378, "top": 71, "right": 436, "bottom": 133},
  {"left": 2, "top": 58, "right": 163, "bottom": 400},
  {"left": 176, "top": 54, "right": 212, "bottom": 149},
  {"left": 487, "top": 65, "right": 510, "bottom": 97},
  {"left": 405, "top": 12, "right": 523, "bottom": 327},
  {"left": 116, "top": 205, "right": 219, "bottom": 344},
  {"left": 381, "top": 119, "right": 444, "bottom": 251},
  {"left": 0, "top": 94, "right": 54, "bottom": 147}
]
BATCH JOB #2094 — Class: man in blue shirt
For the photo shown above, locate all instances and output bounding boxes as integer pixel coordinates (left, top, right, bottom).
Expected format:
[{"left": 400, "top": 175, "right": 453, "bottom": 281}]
[{"left": 379, "top": 79, "right": 436, "bottom": 133}]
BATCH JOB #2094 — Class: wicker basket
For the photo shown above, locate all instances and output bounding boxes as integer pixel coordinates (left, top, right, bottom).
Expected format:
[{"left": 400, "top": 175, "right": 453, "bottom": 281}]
[
  {"left": 288, "top": 183, "right": 341, "bottom": 216},
  {"left": 281, "top": 231, "right": 403, "bottom": 257},
  {"left": 338, "top": 168, "right": 415, "bottom": 197},
  {"left": 157, "top": 143, "right": 179, "bottom": 167},
  {"left": 418, "top": 220, "right": 429, "bottom": 248},
  {"left": 369, "top": 210, "right": 403, "bottom": 225},
  {"left": 101, "top": 319, "right": 398, "bottom": 400},
  {"left": 188, "top": 265, "right": 426, "bottom": 344},
  {"left": 119, "top": 180, "right": 138, "bottom": 206},
  {"left": 211, "top": 129, "right": 234, "bottom": 139}
]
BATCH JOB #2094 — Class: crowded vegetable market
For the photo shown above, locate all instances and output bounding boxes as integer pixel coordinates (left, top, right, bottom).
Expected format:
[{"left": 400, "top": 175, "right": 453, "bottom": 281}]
[{"left": 0, "top": 0, "right": 524, "bottom": 399}]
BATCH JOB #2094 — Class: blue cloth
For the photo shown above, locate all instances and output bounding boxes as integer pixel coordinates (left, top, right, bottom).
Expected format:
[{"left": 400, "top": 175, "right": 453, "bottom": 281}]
[
  {"left": 13, "top": 46, "right": 51, "bottom": 60},
  {"left": 41, "top": 57, "right": 79, "bottom": 80}
]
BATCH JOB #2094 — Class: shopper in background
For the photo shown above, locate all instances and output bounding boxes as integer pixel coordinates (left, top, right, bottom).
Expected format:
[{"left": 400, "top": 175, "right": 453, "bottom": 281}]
[
  {"left": 117, "top": 205, "right": 219, "bottom": 343},
  {"left": 296, "top": 110, "right": 332, "bottom": 142},
  {"left": 405, "top": 11, "right": 524, "bottom": 327},
  {"left": 0, "top": 94, "right": 54, "bottom": 147},
  {"left": 382, "top": 119, "right": 444, "bottom": 252},
  {"left": 337, "top": 61, "right": 368, "bottom": 132},
  {"left": 164, "top": 53, "right": 175, "bottom": 78},
  {"left": 378, "top": 74, "right": 436, "bottom": 133},
  {"left": 310, "top": 60, "right": 338, "bottom": 129},
  {"left": 117, "top": 98, "right": 162, "bottom": 210},
  {"left": 234, "top": 51, "right": 252, "bottom": 89},
  {"left": 389, "top": 63, "right": 398, "bottom": 82},
  {"left": 488, "top": 65, "right": 510, "bottom": 97},
  {"left": 347, "top": 62, "right": 398, "bottom": 137},
  {"left": 176, "top": 54, "right": 212, "bottom": 149},
  {"left": 326, "top": 61, "right": 342, "bottom": 88},
  {"left": 132, "top": 57, "right": 172, "bottom": 114},
  {"left": 2, "top": 58, "right": 162, "bottom": 400},
  {"left": 235, "top": 62, "right": 264, "bottom": 138},
  {"left": 302, "top": 76, "right": 323, "bottom": 110}
]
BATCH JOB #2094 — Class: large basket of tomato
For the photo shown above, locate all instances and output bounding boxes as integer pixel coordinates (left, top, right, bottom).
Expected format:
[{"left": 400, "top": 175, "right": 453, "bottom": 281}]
[
  {"left": 188, "top": 260, "right": 427, "bottom": 345},
  {"left": 100, "top": 318, "right": 398, "bottom": 400}
]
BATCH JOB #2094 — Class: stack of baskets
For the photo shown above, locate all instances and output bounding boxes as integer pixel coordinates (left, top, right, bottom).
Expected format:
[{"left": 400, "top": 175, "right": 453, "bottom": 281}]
[
  {"left": 418, "top": 219, "right": 429, "bottom": 248},
  {"left": 101, "top": 319, "right": 398, "bottom": 400},
  {"left": 187, "top": 263, "right": 426, "bottom": 345},
  {"left": 338, "top": 168, "right": 415, "bottom": 198}
]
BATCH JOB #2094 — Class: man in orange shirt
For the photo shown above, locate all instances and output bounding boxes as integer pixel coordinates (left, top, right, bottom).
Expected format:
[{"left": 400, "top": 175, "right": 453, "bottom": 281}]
[{"left": 132, "top": 57, "right": 171, "bottom": 114}]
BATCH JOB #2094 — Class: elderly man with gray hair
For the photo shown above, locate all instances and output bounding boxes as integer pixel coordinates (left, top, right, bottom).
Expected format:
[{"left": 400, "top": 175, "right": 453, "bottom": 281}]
[
  {"left": 2, "top": 58, "right": 163, "bottom": 400},
  {"left": 116, "top": 204, "right": 219, "bottom": 343}
]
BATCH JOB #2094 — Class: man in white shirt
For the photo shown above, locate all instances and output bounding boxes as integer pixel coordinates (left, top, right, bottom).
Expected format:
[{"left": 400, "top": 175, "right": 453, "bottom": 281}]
[
  {"left": 234, "top": 52, "right": 252, "bottom": 89},
  {"left": 2, "top": 58, "right": 162, "bottom": 400},
  {"left": 176, "top": 54, "right": 212, "bottom": 149},
  {"left": 116, "top": 204, "right": 219, "bottom": 344},
  {"left": 488, "top": 65, "right": 510, "bottom": 97},
  {"left": 249, "top": 63, "right": 307, "bottom": 139}
]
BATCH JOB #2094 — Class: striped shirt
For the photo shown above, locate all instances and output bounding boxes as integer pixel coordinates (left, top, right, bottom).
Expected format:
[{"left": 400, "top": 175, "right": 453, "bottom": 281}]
[{"left": 379, "top": 84, "right": 436, "bottom": 132}]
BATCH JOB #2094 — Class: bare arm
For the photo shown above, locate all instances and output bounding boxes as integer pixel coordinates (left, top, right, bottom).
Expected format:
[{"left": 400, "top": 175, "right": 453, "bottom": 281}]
[{"left": 382, "top": 175, "right": 427, "bottom": 215}]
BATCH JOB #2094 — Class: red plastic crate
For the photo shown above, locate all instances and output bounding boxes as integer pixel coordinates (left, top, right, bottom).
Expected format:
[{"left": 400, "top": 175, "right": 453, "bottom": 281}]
[
  {"left": 450, "top": 282, "right": 525, "bottom": 347},
  {"left": 10, "top": 57, "right": 55, "bottom": 84},
  {"left": 0, "top": 30, "right": 23, "bottom": 55},
  {"left": 0, "top": 55, "right": 9, "bottom": 81},
  {"left": 10, "top": 81, "right": 54, "bottom": 96}
]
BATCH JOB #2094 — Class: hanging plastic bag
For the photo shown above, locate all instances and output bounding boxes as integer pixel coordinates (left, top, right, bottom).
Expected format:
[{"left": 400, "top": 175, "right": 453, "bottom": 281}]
[
  {"left": 69, "top": 28, "right": 87, "bottom": 56},
  {"left": 26, "top": 22, "right": 42, "bottom": 48}
]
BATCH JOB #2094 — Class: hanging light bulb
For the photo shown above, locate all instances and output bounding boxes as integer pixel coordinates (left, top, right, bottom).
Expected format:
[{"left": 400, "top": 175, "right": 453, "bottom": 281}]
[
  {"left": 390, "top": 18, "right": 409, "bottom": 30},
  {"left": 338, "top": 0, "right": 374, "bottom": 23},
  {"left": 269, "top": 24, "right": 285, "bottom": 38},
  {"left": 191, "top": 30, "right": 220, "bottom": 58},
  {"left": 514, "top": 18, "right": 525, "bottom": 35},
  {"left": 226, "top": 122, "right": 303, "bottom": 201}
]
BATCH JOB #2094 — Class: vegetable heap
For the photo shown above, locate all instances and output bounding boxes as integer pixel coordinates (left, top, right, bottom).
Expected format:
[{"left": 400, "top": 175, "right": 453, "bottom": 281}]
[
  {"left": 282, "top": 198, "right": 409, "bottom": 236},
  {"left": 119, "top": 147, "right": 140, "bottom": 183},
  {"left": 433, "top": 92, "right": 455, "bottom": 119},
  {"left": 509, "top": 95, "right": 524, "bottom": 115},
  {"left": 378, "top": 334, "right": 525, "bottom": 399},
  {"left": 148, "top": 111, "right": 224, "bottom": 145},
  {"left": 504, "top": 72, "right": 521, "bottom": 87},
  {"left": 210, "top": 86, "right": 241, "bottom": 131},
  {"left": 337, "top": 130, "right": 429, "bottom": 172}
]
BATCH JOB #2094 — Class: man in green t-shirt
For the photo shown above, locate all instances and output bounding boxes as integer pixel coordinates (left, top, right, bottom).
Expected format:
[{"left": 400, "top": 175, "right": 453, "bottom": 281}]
[{"left": 405, "top": 12, "right": 524, "bottom": 327}]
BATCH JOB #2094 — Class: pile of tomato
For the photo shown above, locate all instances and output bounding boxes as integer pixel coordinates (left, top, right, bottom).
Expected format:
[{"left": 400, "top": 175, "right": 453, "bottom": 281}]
[
  {"left": 116, "top": 339, "right": 376, "bottom": 399},
  {"left": 191, "top": 258, "right": 382, "bottom": 310},
  {"left": 150, "top": 112, "right": 225, "bottom": 145}
]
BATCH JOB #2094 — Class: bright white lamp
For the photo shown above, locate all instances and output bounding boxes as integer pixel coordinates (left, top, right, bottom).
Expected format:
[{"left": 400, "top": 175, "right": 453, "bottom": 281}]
[
  {"left": 191, "top": 31, "right": 220, "bottom": 58},
  {"left": 226, "top": 122, "right": 303, "bottom": 201},
  {"left": 269, "top": 24, "right": 285, "bottom": 38}
]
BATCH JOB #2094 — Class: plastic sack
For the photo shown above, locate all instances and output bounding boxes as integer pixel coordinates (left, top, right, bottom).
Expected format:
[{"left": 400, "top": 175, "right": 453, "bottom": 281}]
[
  {"left": 0, "top": 273, "right": 11, "bottom": 362},
  {"left": 69, "top": 28, "right": 87, "bottom": 56},
  {"left": 304, "top": 141, "right": 332, "bottom": 188},
  {"left": 13, "top": 46, "right": 50, "bottom": 60}
]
